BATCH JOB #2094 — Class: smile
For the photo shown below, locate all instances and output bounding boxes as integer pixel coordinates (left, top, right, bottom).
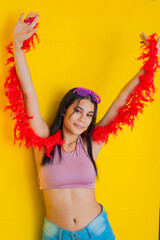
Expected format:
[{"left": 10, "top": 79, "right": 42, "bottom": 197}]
[{"left": 74, "top": 124, "right": 84, "bottom": 129}]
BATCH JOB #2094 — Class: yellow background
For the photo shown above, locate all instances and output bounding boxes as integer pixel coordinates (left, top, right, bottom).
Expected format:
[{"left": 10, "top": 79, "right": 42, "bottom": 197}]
[{"left": 0, "top": 0, "right": 160, "bottom": 239}]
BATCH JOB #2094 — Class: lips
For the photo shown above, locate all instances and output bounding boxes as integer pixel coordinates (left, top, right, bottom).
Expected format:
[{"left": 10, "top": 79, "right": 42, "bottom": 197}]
[{"left": 74, "top": 124, "right": 84, "bottom": 129}]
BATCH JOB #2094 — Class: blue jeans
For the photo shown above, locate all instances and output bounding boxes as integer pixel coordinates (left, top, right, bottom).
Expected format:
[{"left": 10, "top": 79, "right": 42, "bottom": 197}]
[{"left": 42, "top": 203, "right": 115, "bottom": 240}]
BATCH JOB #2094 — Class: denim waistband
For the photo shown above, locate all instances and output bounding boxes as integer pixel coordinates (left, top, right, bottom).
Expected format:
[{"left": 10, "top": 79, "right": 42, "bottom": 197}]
[{"left": 42, "top": 203, "right": 115, "bottom": 240}]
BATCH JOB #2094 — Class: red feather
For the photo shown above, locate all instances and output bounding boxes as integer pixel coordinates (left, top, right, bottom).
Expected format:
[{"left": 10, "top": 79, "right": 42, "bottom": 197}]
[
  {"left": 91, "top": 33, "right": 160, "bottom": 145},
  {"left": 4, "top": 17, "right": 64, "bottom": 158},
  {"left": 4, "top": 25, "right": 159, "bottom": 153}
]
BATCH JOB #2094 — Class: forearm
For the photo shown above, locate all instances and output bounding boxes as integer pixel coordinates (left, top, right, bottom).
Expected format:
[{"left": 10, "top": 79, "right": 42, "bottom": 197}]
[
  {"left": 118, "top": 69, "right": 145, "bottom": 101},
  {"left": 13, "top": 41, "right": 36, "bottom": 96}
]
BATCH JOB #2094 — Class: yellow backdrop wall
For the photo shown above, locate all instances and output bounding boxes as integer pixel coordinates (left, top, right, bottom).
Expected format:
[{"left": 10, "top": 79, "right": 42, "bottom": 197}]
[{"left": 1, "top": 0, "right": 160, "bottom": 239}]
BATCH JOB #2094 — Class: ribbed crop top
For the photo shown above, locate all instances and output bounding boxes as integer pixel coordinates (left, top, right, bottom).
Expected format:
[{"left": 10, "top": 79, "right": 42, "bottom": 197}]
[{"left": 37, "top": 135, "right": 96, "bottom": 190}]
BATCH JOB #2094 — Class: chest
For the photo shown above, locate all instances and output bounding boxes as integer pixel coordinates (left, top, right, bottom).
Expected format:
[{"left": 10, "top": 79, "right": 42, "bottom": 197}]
[{"left": 33, "top": 136, "right": 99, "bottom": 177}]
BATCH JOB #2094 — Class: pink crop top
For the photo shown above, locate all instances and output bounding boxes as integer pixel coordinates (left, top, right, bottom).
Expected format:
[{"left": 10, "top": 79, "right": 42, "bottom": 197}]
[{"left": 37, "top": 135, "right": 96, "bottom": 190}]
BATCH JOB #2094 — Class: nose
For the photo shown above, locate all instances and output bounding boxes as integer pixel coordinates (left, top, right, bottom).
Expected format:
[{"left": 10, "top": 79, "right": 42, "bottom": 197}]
[{"left": 79, "top": 114, "right": 86, "bottom": 122}]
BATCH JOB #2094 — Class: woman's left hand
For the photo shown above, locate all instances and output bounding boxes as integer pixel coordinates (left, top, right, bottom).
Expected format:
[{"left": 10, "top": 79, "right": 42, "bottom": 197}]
[{"left": 139, "top": 32, "right": 160, "bottom": 57}]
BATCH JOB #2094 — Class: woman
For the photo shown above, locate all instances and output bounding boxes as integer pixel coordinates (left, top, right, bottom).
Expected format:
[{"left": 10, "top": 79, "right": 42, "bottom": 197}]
[{"left": 8, "top": 11, "right": 160, "bottom": 240}]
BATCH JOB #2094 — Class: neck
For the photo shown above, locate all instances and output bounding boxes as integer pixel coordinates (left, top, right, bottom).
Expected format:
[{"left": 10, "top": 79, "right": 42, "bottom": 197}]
[{"left": 62, "top": 129, "right": 79, "bottom": 145}]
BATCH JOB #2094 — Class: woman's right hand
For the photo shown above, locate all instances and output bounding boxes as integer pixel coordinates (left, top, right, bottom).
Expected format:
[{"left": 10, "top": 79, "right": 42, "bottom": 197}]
[{"left": 13, "top": 12, "right": 40, "bottom": 49}]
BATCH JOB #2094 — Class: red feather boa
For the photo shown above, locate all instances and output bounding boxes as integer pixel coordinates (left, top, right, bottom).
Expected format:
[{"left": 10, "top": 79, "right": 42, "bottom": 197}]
[
  {"left": 4, "top": 18, "right": 160, "bottom": 155},
  {"left": 4, "top": 17, "right": 64, "bottom": 158},
  {"left": 91, "top": 33, "right": 160, "bottom": 144}
]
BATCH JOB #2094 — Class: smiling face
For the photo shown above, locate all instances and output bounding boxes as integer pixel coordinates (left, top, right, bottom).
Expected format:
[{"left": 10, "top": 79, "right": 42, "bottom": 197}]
[{"left": 62, "top": 98, "right": 95, "bottom": 136}]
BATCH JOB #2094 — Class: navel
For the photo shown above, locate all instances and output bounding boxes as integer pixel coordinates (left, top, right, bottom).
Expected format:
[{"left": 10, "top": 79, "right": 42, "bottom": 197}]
[{"left": 73, "top": 218, "right": 77, "bottom": 224}]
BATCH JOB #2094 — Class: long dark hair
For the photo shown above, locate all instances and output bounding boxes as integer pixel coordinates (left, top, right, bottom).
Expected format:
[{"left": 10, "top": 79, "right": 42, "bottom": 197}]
[{"left": 40, "top": 87, "right": 99, "bottom": 180}]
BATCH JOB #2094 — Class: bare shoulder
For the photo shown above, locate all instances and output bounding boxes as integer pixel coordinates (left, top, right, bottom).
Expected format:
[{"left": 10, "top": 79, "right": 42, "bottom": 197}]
[{"left": 81, "top": 135, "right": 104, "bottom": 161}]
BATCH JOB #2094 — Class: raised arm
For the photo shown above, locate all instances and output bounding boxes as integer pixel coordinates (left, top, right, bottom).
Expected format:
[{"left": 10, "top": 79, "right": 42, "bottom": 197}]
[
  {"left": 4, "top": 12, "right": 64, "bottom": 158},
  {"left": 96, "top": 68, "right": 146, "bottom": 128},
  {"left": 92, "top": 33, "right": 160, "bottom": 146},
  {"left": 12, "top": 12, "right": 49, "bottom": 138}
]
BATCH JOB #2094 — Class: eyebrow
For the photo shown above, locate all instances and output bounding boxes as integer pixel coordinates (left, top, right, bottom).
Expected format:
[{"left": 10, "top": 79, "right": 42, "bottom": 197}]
[{"left": 76, "top": 106, "right": 94, "bottom": 114}]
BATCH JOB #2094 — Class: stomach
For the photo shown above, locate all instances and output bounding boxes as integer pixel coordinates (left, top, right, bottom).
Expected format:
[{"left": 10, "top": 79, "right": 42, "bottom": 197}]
[{"left": 42, "top": 187, "right": 102, "bottom": 231}]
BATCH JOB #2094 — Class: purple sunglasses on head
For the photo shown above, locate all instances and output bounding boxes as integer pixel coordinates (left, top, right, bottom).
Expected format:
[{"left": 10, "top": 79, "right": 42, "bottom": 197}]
[{"left": 73, "top": 87, "right": 101, "bottom": 103}]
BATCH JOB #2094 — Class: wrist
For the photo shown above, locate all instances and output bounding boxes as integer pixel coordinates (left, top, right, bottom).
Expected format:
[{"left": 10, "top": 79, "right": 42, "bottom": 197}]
[{"left": 13, "top": 39, "right": 23, "bottom": 50}]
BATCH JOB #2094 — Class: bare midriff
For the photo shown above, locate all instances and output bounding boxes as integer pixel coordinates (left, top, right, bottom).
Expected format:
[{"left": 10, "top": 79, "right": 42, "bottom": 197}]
[
  {"left": 42, "top": 187, "right": 102, "bottom": 231},
  {"left": 33, "top": 141, "right": 102, "bottom": 232}
]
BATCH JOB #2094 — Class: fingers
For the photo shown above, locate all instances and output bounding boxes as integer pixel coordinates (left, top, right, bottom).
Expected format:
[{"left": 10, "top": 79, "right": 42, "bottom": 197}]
[
  {"left": 17, "top": 12, "right": 40, "bottom": 25},
  {"left": 30, "top": 14, "right": 40, "bottom": 28},
  {"left": 24, "top": 11, "right": 34, "bottom": 22},
  {"left": 139, "top": 32, "right": 149, "bottom": 45},
  {"left": 141, "top": 32, "right": 148, "bottom": 39},
  {"left": 17, "top": 13, "right": 25, "bottom": 24},
  {"left": 24, "top": 11, "right": 39, "bottom": 22},
  {"left": 32, "top": 12, "right": 39, "bottom": 18},
  {"left": 139, "top": 32, "right": 148, "bottom": 41}
]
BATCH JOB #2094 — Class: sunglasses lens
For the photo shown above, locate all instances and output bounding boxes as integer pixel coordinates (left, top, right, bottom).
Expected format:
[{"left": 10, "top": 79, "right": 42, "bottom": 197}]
[
  {"left": 74, "top": 88, "right": 101, "bottom": 103},
  {"left": 77, "top": 88, "right": 89, "bottom": 96},
  {"left": 92, "top": 93, "right": 101, "bottom": 103}
]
